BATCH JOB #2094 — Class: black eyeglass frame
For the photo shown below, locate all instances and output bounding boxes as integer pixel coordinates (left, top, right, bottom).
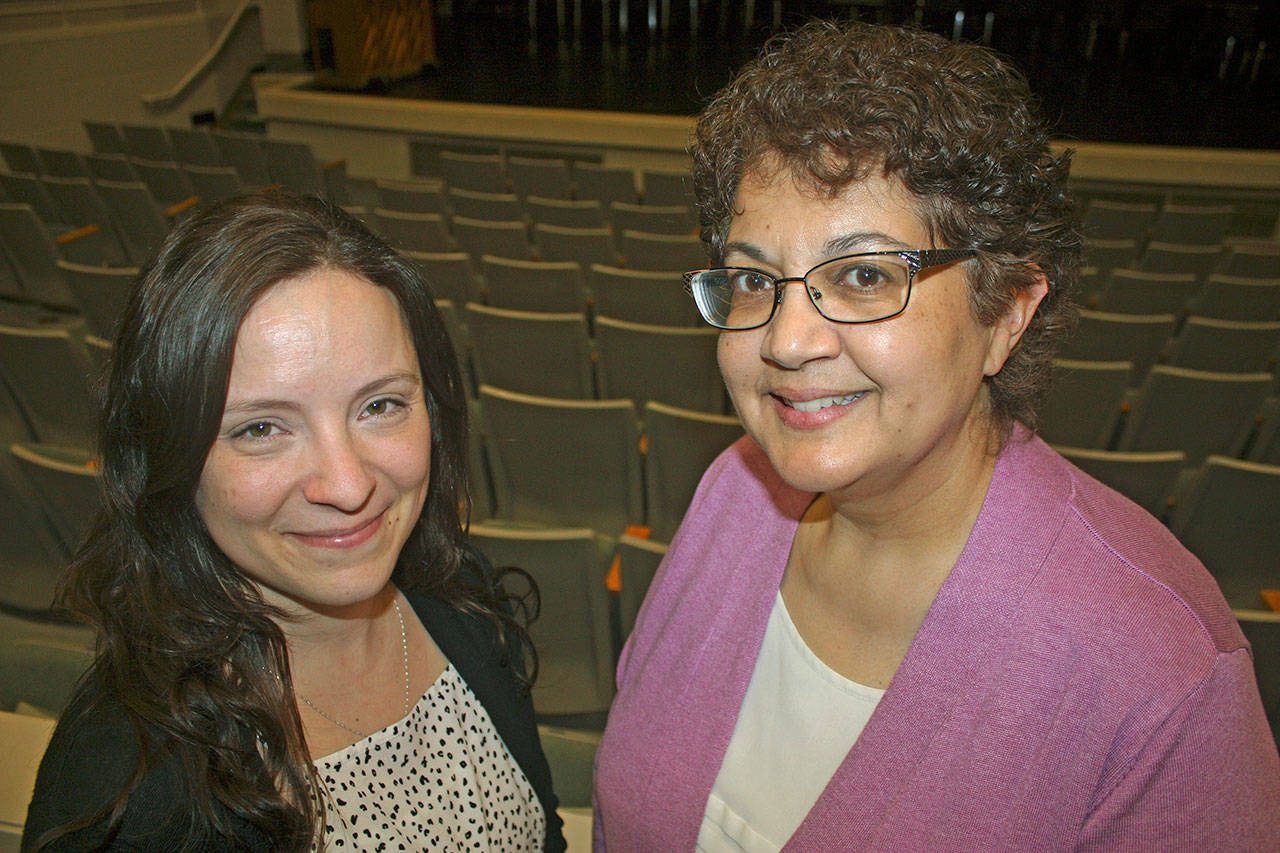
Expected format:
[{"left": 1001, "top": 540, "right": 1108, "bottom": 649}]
[{"left": 683, "top": 248, "right": 978, "bottom": 331}]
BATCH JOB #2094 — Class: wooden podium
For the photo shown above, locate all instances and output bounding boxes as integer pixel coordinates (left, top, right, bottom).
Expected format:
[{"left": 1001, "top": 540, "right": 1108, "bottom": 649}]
[{"left": 308, "top": 0, "right": 437, "bottom": 90}]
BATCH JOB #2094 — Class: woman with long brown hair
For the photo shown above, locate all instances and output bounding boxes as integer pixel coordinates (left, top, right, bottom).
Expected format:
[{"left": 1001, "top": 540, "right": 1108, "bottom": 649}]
[{"left": 24, "top": 191, "right": 565, "bottom": 851}]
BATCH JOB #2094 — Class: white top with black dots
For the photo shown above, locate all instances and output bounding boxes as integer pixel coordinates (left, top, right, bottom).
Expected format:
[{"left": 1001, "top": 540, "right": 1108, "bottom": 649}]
[{"left": 313, "top": 662, "right": 545, "bottom": 851}]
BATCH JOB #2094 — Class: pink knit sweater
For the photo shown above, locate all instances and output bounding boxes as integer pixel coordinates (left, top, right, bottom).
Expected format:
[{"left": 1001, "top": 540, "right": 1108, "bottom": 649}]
[{"left": 594, "top": 430, "right": 1280, "bottom": 851}]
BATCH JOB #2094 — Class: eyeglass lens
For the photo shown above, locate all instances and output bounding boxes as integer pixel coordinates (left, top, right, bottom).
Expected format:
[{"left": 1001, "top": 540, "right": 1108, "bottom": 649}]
[{"left": 691, "top": 254, "right": 914, "bottom": 329}]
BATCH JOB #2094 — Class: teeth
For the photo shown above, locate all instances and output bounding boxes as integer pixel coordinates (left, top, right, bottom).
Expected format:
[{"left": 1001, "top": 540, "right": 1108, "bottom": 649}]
[{"left": 786, "top": 392, "right": 864, "bottom": 412}]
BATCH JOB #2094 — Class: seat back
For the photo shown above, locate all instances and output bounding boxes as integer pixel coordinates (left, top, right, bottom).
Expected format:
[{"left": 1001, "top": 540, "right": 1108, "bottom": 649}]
[
  {"left": 639, "top": 169, "right": 693, "bottom": 207},
  {"left": 573, "top": 162, "right": 637, "bottom": 205},
  {"left": 608, "top": 201, "right": 695, "bottom": 236},
  {"left": 1168, "top": 457, "right": 1280, "bottom": 609},
  {"left": 0, "top": 453, "right": 71, "bottom": 613},
  {"left": 447, "top": 187, "right": 526, "bottom": 222},
  {"left": 35, "top": 147, "right": 88, "bottom": 179},
  {"left": 94, "top": 180, "right": 170, "bottom": 265},
  {"left": 1137, "top": 241, "right": 1223, "bottom": 280},
  {"left": 467, "top": 524, "right": 615, "bottom": 716},
  {"left": 1236, "top": 610, "right": 1280, "bottom": 743},
  {"left": 1191, "top": 274, "right": 1280, "bottom": 322},
  {"left": 1119, "top": 366, "right": 1273, "bottom": 464},
  {"left": 588, "top": 264, "right": 701, "bottom": 326},
  {"left": 0, "top": 206, "right": 77, "bottom": 308},
  {"left": 534, "top": 223, "right": 619, "bottom": 267},
  {"left": 168, "top": 127, "right": 223, "bottom": 167},
  {"left": 479, "top": 255, "right": 586, "bottom": 312},
  {"left": 478, "top": 385, "right": 642, "bottom": 533},
  {"left": 129, "top": 157, "right": 197, "bottom": 208},
  {"left": 9, "top": 443, "right": 103, "bottom": 552},
  {"left": 594, "top": 316, "right": 721, "bottom": 411},
  {"left": 82, "top": 120, "right": 127, "bottom": 155},
  {"left": 85, "top": 152, "right": 139, "bottom": 184},
  {"left": 56, "top": 260, "right": 136, "bottom": 339},
  {"left": 183, "top": 164, "right": 245, "bottom": 203},
  {"left": 642, "top": 401, "right": 742, "bottom": 542},
  {"left": 1098, "top": 268, "right": 1199, "bottom": 316},
  {"left": 1055, "top": 447, "right": 1186, "bottom": 518},
  {"left": 451, "top": 215, "right": 534, "bottom": 261},
  {"left": 525, "top": 196, "right": 606, "bottom": 229},
  {"left": 507, "top": 155, "right": 573, "bottom": 200},
  {"left": 403, "top": 250, "right": 482, "bottom": 305},
  {"left": 1058, "top": 309, "right": 1177, "bottom": 378},
  {"left": 439, "top": 150, "right": 507, "bottom": 194},
  {"left": 1219, "top": 246, "right": 1280, "bottom": 279},
  {"left": 1038, "top": 359, "right": 1132, "bottom": 449},
  {"left": 466, "top": 304, "right": 594, "bottom": 398},
  {"left": 120, "top": 123, "right": 176, "bottom": 161},
  {"left": 619, "top": 229, "right": 706, "bottom": 272},
  {"left": 1149, "top": 203, "right": 1234, "bottom": 246},
  {"left": 1165, "top": 317, "right": 1280, "bottom": 373},
  {"left": 615, "top": 535, "right": 668, "bottom": 640},
  {"left": 211, "top": 130, "right": 271, "bottom": 187},
  {"left": 375, "top": 178, "right": 447, "bottom": 215},
  {"left": 370, "top": 209, "right": 456, "bottom": 254},
  {"left": 1081, "top": 199, "right": 1157, "bottom": 242},
  {"left": 1082, "top": 237, "right": 1141, "bottom": 276}
]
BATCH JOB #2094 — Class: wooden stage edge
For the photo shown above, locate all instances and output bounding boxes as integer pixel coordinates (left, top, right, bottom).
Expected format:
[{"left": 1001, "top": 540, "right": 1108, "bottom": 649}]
[{"left": 254, "top": 72, "right": 1280, "bottom": 191}]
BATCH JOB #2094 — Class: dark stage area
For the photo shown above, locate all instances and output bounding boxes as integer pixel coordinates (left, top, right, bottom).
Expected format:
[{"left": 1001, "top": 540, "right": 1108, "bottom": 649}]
[{"left": 320, "top": 2, "right": 1280, "bottom": 152}]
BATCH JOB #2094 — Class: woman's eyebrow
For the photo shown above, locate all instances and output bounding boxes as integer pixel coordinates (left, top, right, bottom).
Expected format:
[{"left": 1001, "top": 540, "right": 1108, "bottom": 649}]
[
  {"left": 220, "top": 372, "right": 422, "bottom": 418},
  {"left": 823, "top": 231, "right": 911, "bottom": 256}
]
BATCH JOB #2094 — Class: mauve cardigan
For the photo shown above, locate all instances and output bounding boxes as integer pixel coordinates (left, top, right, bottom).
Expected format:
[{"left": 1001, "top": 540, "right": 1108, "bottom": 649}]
[{"left": 593, "top": 430, "right": 1280, "bottom": 851}]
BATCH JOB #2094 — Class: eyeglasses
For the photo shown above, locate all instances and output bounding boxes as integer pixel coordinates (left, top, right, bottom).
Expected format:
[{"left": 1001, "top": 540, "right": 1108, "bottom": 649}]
[{"left": 683, "top": 249, "right": 977, "bottom": 331}]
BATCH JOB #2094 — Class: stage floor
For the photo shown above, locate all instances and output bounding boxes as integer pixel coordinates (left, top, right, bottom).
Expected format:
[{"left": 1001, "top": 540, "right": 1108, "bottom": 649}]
[{"left": 306, "top": 5, "right": 1280, "bottom": 152}]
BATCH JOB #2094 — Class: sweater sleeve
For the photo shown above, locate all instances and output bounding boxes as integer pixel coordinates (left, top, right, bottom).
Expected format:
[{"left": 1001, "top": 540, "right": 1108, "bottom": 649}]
[{"left": 1076, "top": 646, "right": 1280, "bottom": 851}]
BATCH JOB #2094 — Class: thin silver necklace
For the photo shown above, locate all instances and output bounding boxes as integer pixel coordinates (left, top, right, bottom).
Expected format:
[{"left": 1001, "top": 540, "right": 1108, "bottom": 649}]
[{"left": 296, "top": 597, "right": 410, "bottom": 739}]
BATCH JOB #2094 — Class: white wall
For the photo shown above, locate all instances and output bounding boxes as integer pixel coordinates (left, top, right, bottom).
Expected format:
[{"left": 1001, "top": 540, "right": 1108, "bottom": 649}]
[{"left": 0, "top": 0, "right": 268, "bottom": 150}]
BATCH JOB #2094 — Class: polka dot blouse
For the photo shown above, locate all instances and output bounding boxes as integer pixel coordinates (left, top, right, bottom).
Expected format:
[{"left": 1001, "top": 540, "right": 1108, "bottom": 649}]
[{"left": 313, "top": 663, "right": 545, "bottom": 851}]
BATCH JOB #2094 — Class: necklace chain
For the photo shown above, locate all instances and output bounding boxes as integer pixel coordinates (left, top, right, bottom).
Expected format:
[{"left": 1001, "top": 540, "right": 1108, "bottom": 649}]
[{"left": 296, "top": 597, "right": 410, "bottom": 739}]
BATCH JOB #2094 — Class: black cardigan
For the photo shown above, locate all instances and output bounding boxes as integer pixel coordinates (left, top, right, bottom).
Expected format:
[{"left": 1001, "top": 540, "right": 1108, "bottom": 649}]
[{"left": 22, "top": 585, "right": 566, "bottom": 851}]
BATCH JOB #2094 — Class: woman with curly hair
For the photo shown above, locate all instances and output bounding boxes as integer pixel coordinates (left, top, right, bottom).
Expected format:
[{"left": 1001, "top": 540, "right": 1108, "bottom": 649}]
[
  {"left": 594, "top": 21, "right": 1279, "bottom": 850},
  {"left": 23, "top": 191, "right": 565, "bottom": 851}
]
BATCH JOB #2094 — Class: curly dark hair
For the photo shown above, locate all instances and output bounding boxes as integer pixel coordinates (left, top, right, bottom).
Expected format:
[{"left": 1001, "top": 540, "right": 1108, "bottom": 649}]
[
  {"left": 691, "top": 20, "right": 1082, "bottom": 435},
  {"left": 38, "top": 191, "right": 535, "bottom": 850}
]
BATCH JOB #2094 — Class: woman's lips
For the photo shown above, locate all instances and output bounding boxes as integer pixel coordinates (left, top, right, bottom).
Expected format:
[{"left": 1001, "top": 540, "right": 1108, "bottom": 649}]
[
  {"left": 288, "top": 512, "right": 384, "bottom": 548},
  {"left": 770, "top": 389, "right": 868, "bottom": 427}
]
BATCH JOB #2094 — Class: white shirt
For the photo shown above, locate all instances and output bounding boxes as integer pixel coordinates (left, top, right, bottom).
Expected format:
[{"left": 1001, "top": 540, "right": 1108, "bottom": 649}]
[{"left": 697, "top": 592, "right": 885, "bottom": 852}]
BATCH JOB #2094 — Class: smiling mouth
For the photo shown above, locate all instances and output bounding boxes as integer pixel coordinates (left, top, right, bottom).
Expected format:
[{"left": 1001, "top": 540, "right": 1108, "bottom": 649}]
[
  {"left": 290, "top": 512, "right": 385, "bottom": 548},
  {"left": 779, "top": 392, "right": 866, "bottom": 412}
]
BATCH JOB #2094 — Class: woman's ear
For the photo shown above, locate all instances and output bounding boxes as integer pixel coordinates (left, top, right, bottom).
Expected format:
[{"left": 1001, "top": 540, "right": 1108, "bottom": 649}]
[{"left": 983, "top": 271, "right": 1048, "bottom": 377}]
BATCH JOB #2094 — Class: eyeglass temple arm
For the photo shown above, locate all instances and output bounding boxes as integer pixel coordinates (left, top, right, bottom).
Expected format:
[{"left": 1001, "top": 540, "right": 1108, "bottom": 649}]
[{"left": 907, "top": 248, "right": 978, "bottom": 273}]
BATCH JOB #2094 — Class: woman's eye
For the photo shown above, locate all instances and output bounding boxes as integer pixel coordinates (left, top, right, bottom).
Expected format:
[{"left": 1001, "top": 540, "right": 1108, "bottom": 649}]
[
  {"left": 728, "top": 270, "right": 774, "bottom": 293},
  {"left": 839, "top": 264, "right": 889, "bottom": 288},
  {"left": 233, "top": 421, "right": 279, "bottom": 441},
  {"left": 363, "top": 398, "right": 404, "bottom": 418}
]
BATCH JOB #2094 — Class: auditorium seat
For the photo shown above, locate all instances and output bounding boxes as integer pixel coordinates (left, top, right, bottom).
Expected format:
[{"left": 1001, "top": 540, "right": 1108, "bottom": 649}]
[
  {"left": 447, "top": 187, "right": 526, "bottom": 223},
  {"left": 507, "top": 155, "right": 573, "bottom": 200},
  {"left": 0, "top": 205, "right": 79, "bottom": 309},
  {"left": 0, "top": 326, "right": 97, "bottom": 449},
  {"left": 8, "top": 443, "right": 102, "bottom": 554},
  {"left": 370, "top": 209, "right": 458, "bottom": 254},
  {"left": 403, "top": 250, "right": 483, "bottom": 305},
  {"left": 1038, "top": 358, "right": 1132, "bottom": 449},
  {"left": 572, "top": 162, "right": 637, "bottom": 205},
  {"left": 1058, "top": 309, "right": 1177, "bottom": 379},
  {"left": 1164, "top": 317, "right": 1280, "bottom": 374},
  {"left": 1117, "top": 366, "right": 1272, "bottom": 465},
  {"left": 525, "top": 196, "right": 607, "bottom": 229},
  {"left": 608, "top": 201, "right": 695, "bottom": 236},
  {"left": 1055, "top": 446, "right": 1185, "bottom": 519},
  {"left": 1096, "top": 268, "right": 1199, "bottom": 316},
  {"left": 465, "top": 303, "right": 595, "bottom": 398},
  {"left": 56, "top": 260, "right": 136, "bottom": 339},
  {"left": 639, "top": 168, "right": 693, "bottom": 207},
  {"left": 534, "top": 223, "right": 620, "bottom": 267},
  {"left": 477, "top": 385, "right": 642, "bottom": 534},
  {"left": 467, "top": 523, "right": 615, "bottom": 719},
  {"left": 588, "top": 264, "right": 701, "bottom": 326},
  {"left": 374, "top": 178, "right": 448, "bottom": 215},
  {"left": 479, "top": 255, "right": 588, "bottom": 313},
  {"left": 594, "top": 316, "right": 721, "bottom": 411},
  {"left": 439, "top": 150, "right": 507, "bottom": 195},
  {"left": 1168, "top": 456, "right": 1280, "bottom": 610},
  {"left": 619, "top": 229, "right": 706, "bottom": 272},
  {"left": 1188, "top": 274, "right": 1280, "bottom": 322},
  {"left": 614, "top": 534, "right": 668, "bottom": 642},
  {"left": 451, "top": 215, "right": 535, "bottom": 261},
  {"left": 641, "top": 401, "right": 742, "bottom": 542}
]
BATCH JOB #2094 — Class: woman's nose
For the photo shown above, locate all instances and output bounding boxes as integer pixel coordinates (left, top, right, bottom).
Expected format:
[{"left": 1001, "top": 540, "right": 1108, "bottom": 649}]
[
  {"left": 759, "top": 279, "right": 842, "bottom": 369},
  {"left": 302, "top": 431, "right": 376, "bottom": 512}
]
